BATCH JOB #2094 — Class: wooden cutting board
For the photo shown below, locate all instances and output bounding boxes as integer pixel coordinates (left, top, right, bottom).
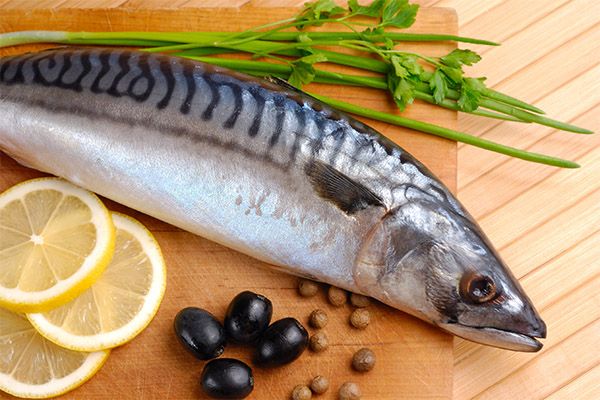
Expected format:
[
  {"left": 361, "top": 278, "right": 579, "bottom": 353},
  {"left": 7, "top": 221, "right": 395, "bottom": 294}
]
[{"left": 0, "top": 6, "right": 457, "bottom": 399}]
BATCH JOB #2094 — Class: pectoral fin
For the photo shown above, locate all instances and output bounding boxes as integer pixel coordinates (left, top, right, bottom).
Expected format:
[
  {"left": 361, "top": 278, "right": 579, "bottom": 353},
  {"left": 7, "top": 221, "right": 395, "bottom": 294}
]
[{"left": 304, "top": 160, "right": 384, "bottom": 215}]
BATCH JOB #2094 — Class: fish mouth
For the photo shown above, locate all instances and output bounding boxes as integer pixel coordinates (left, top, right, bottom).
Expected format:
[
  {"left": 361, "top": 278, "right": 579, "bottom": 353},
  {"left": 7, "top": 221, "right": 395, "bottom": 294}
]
[{"left": 438, "top": 322, "right": 545, "bottom": 352}]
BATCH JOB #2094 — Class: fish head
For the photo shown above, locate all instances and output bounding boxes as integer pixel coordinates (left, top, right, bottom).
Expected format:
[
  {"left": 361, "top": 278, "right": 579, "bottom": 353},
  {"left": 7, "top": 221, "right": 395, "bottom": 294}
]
[{"left": 354, "top": 198, "right": 546, "bottom": 352}]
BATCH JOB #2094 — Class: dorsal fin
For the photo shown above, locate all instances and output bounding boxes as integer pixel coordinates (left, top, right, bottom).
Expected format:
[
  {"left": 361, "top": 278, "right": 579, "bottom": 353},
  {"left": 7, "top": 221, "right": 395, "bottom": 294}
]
[
  {"left": 268, "top": 76, "right": 305, "bottom": 93},
  {"left": 267, "top": 76, "right": 325, "bottom": 103},
  {"left": 304, "top": 160, "right": 384, "bottom": 215}
]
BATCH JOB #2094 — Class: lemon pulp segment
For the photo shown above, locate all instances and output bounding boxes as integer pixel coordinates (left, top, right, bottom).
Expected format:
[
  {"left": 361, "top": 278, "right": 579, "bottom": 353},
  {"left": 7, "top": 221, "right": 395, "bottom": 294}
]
[
  {"left": 0, "top": 307, "right": 109, "bottom": 399},
  {"left": 28, "top": 212, "right": 166, "bottom": 351},
  {"left": 0, "top": 178, "right": 115, "bottom": 312}
]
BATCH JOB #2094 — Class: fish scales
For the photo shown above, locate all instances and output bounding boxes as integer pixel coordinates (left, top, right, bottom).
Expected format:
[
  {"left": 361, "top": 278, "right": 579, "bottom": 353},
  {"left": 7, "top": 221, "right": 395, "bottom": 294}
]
[
  {"left": 0, "top": 48, "right": 449, "bottom": 273},
  {"left": 1, "top": 49, "right": 445, "bottom": 189},
  {"left": 0, "top": 48, "right": 547, "bottom": 351}
]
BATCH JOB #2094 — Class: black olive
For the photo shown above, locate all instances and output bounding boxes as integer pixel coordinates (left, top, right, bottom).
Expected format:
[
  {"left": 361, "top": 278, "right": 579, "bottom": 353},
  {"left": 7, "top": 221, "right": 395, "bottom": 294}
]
[
  {"left": 256, "top": 317, "right": 308, "bottom": 367},
  {"left": 201, "top": 358, "right": 254, "bottom": 399},
  {"left": 224, "top": 291, "right": 273, "bottom": 343},
  {"left": 173, "top": 307, "right": 226, "bottom": 360}
]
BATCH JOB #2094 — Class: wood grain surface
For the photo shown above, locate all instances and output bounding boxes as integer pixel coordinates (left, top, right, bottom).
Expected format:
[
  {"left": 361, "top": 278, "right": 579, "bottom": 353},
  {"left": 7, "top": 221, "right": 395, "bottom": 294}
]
[
  {"left": 429, "top": 1, "right": 600, "bottom": 399},
  {"left": 0, "top": 5, "right": 460, "bottom": 400}
]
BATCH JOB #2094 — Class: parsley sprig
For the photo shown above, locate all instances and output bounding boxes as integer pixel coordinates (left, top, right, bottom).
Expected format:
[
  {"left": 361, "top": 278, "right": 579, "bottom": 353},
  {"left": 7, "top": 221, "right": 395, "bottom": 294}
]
[{"left": 0, "top": 0, "right": 592, "bottom": 168}]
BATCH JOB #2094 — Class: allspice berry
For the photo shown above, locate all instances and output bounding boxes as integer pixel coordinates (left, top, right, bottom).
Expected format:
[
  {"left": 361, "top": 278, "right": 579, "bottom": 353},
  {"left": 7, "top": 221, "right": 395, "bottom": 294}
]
[
  {"left": 310, "top": 375, "right": 329, "bottom": 394},
  {"left": 350, "top": 293, "right": 371, "bottom": 308},
  {"left": 298, "top": 279, "right": 319, "bottom": 297},
  {"left": 349, "top": 308, "right": 370, "bottom": 329},
  {"left": 338, "top": 382, "right": 361, "bottom": 400},
  {"left": 352, "top": 348, "right": 376, "bottom": 372},
  {"left": 309, "top": 331, "right": 329, "bottom": 353},
  {"left": 291, "top": 384, "right": 312, "bottom": 400},
  {"left": 309, "top": 309, "right": 328, "bottom": 329},
  {"left": 328, "top": 286, "right": 347, "bottom": 306}
]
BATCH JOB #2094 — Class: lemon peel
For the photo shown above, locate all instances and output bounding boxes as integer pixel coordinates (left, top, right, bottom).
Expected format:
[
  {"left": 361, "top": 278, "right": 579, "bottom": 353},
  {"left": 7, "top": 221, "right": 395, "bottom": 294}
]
[
  {"left": 28, "top": 212, "right": 166, "bottom": 352},
  {"left": 0, "top": 307, "right": 110, "bottom": 399},
  {"left": 0, "top": 178, "right": 115, "bottom": 313}
]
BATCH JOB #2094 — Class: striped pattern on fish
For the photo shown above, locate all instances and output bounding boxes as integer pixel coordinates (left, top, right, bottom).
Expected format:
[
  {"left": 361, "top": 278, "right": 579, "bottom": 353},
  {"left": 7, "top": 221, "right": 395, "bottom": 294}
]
[
  {"left": 0, "top": 48, "right": 546, "bottom": 352},
  {"left": 0, "top": 49, "right": 455, "bottom": 197},
  {"left": 0, "top": 48, "right": 458, "bottom": 277}
]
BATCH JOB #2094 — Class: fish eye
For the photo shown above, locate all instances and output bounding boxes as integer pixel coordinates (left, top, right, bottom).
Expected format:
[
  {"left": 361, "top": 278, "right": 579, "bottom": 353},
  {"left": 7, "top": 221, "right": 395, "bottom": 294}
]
[{"left": 460, "top": 272, "right": 497, "bottom": 303}]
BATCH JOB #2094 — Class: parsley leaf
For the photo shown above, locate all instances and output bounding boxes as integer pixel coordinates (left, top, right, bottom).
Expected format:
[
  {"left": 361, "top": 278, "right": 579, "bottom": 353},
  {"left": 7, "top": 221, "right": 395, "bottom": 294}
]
[
  {"left": 381, "top": 0, "right": 419, "bottom": 29},
  {"left": 348, "top": 0, "right": 385, "bottom": 17},
  {"left": 400, "top": 54, "right": 422, "bottom": 75},
  {"left": 360, "top": 26, "right": 386, "bottom": 42},
  {"left": 430, "top": 69, "right": 448, "bottom": 104},
  {"left": 297, "top": 0, "right": 347, "bottom": 27},
  {"left": 388, "top": 74, "right": 415, "bottom": 111},
  {"left": 299, "top": 53, "right": 328, "bottom": 65},
  {"left": 390, "top": 55, "right": 409, "bottom": 78},
  {"left": 458, "top": 78, "right": 483, "bottom": 112},
  {"left": 288, "top": 53, "right": 328, "bottom": 89},
  {"left": 440, "top": 65, "right": 464, "bottom": 85},
  {"left": 296, "top": 32, "right": 314, "bottom": 52},
  {"left": 313, "top": 0, "right": 346, "bottom": 18},
  {"left": 297, "top": 32, "right": 311, "bottom": 44},
  {"left": 440, "top": 49, "right": 481, "bottom": 68},
  {"left": 288, "top": 62, "right": 314, "bottom": 89},
  {"left": 464, "top": 76, "right": 486, "bottom": 91},
  {"left": 390, "top": 54, "right": 423, "bottom": 82}
]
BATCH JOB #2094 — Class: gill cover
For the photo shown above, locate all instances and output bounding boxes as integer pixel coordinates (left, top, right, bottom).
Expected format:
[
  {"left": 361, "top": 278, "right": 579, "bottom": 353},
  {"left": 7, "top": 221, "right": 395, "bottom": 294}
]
[{"left": 354, "top": 199, "right": 546, "bottom": 352}]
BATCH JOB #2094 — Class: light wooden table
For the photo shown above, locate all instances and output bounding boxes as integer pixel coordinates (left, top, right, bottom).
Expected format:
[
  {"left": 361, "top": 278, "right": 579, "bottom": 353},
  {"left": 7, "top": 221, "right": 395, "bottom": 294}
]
[
  {"left": 434, "top": 0, "right": 600, "bottom": 398},
  {"left": 0, "top": 1, "right": 598, "bottom": 399}
]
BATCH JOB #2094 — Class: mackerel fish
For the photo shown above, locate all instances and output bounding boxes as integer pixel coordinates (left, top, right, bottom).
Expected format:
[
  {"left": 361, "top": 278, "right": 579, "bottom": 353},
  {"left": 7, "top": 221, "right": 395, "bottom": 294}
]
[{"left": 0, "top": 48, "right": 546, "bottom": 351}]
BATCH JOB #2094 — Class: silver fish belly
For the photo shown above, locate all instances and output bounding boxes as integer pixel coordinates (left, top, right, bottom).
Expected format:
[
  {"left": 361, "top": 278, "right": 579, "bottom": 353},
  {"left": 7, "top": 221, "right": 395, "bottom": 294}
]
[{"left": 0, "top": 48, "right": 546, "bottom": 351}]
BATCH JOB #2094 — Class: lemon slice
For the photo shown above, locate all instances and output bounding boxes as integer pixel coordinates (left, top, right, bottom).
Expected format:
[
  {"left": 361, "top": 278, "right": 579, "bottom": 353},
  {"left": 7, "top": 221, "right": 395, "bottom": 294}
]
[
  {"left": 28, "top": 212, "right": 166, "bottom": 352},
  {"left": 0, "top": 178, "right": 115, "bottom": 313},
  {"left": 0, "top": 307, "right": 110, "bottom": 399}
]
